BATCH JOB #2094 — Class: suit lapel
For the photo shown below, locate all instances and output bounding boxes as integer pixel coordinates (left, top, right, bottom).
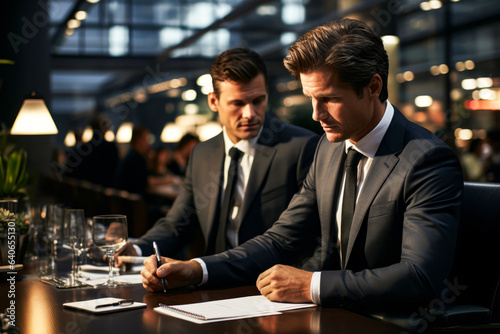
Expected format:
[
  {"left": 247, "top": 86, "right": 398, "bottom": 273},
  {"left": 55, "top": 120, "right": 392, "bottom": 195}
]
[
  {"left": 345, "top": 109, "right": 407, "bottom": 266},
  {"left": 319, "top": 142, "right": 345, "bottom": 266},
  {"left": 239, "top": 119, "right": 277, "bottom": 223},
  {"left": 204, "top": 134, "right": 225, "bottom": 246}
]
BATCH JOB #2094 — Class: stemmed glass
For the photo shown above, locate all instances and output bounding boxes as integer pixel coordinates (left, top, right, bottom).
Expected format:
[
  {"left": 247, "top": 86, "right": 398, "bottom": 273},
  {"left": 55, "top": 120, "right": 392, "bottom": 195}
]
[
  {"left": 63, "top": 209, "right": 86, "bottom": 286},
  {"left": 92, "top": 214, "right": 128, "bottom": 287}
]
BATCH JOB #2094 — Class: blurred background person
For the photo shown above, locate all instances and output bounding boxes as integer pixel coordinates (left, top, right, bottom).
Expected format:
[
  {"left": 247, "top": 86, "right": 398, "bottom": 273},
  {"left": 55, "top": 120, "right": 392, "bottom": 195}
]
[
  {"left": 484, "top": 128, "right": 500, "bottom": 183},
  {"left": 167, "top": 133, "right": 200, "bottom": 178},
  {"left": 65, "top": 113, "right": 119, "bottom": 187},
  {"left": 113, "top": 125, "right": 152, "bottom": 195},
  {"left": 461, "top": 138, "right": 486, "bottom": 182},
  {"left": 114, "top": 125, "right": 174, "bottom": 195},
  {"left": 151, "top": 147, "right": 172, "bottom": 177}
]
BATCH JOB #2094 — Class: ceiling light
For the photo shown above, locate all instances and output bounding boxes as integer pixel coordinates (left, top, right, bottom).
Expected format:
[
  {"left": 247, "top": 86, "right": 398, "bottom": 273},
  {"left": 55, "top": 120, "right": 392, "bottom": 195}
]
[
  {"left": 455, "top": 62, "right": 465, "bottom": 72},
  {"left": 11, "top": 93, "right": 58, "bottom": 135},
  {"left": 429, "top": 0, "right": 442, "bottom": 9},
  {"left": 64, "top": 131, "right": 76, "bottom": 147},
  {"left": 430, "top": 65, "right": 440, "bottom": 76},
  {"left": 184, "top": 104, "right": 199, "bottom": 115},
  {"left": 476, "top": 77, "right": 493, "bottom": 88},
  {"left": 464, "top": 60, "right": 475, "bottom": 70},
  {"left": 197, "top": 122, "right": 222, "bottom": 141},
  {"left": 197, "top": 74, "right": 212, "bottom": 87},
  {"left": 161, "top": 123, "right": 183, "bottom": 143},
  {"left": 403, "top": 71, "right": 414, "bottom": 81},
  {"left": 420, "top": 2, "right": 431, "bottom": 11},
  {"left": 67, "top": 19, "right": 80, "bottom": 29},
  {"left": 256, "top": 5, "right": 277, "bottom": 16},
  {"left": 81, "top": 126, "right": 93, "bottom": 143},
  {"left": 381, "top": 35, "right": 399, "bottom": 46},
  {"left": 438, "top": 64, "right": 449, "bottom": 74},
  {"left": 415, "top": 95, "right": 433, "bottom": 108},
  {"left": 479, "top": 89, "right": 495, "bottom": 100},
  {"left": 104, "top": 130, "right": 115, "bottom": 142},
  {"left": 116, "top": 122, "right": 133, "bottom": 143},
  {"left": 461, "top": 79, "right": 477, "bottom": 90},
  {"left": 182, "top": 89, "right": 197, "bottom": 101},
  {"left": 75, "top": 11, "right": 87, "bottom": 20}
]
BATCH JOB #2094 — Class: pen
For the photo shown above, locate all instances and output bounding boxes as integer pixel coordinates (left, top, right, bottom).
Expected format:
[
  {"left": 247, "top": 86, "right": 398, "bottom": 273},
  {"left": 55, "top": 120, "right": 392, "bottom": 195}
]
[
  {"left": 153, "top": 241, "right": 167, "bottom": 293},
  {"left": 95, "top": 299, "right": 134, "bottom": 309}
]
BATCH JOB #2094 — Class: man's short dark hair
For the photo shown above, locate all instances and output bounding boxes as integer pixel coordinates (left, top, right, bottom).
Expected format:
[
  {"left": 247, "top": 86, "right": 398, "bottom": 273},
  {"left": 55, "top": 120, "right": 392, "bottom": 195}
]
[
  {"left": 283, "top": 18, "right": 389, "bottom": 103},
  {"left": 210, "top": 47, "right": 268, "bottom": 97},
  {"left": 131, "top": 125, "right": 149, "bottom": 145},
  {"left": 176, "top": 133, "right": 199, "bottom": 150}
]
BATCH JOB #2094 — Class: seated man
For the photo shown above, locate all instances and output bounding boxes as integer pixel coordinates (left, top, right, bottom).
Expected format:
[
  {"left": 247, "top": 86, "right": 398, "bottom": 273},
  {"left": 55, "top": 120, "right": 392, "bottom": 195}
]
[
  {"left": 118, "top": 47, "right": 319, "bottom": 264},
  {"left": 140, "top": 19, "right": 463, "bottom": 312}
]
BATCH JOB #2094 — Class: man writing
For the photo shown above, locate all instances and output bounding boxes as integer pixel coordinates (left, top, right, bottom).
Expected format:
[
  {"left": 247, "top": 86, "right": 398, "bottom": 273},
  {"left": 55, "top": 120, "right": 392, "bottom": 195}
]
[
  {"left": 141, "top": 19, "right": 463, "bottom": 311},
  {"left": 118, "top": 47, "right": 319, "bottom": 263}
]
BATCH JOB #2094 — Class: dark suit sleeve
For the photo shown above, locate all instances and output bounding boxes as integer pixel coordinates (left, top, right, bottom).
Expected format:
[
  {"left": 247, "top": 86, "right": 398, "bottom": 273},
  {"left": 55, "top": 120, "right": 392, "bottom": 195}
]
[
  {"left": 202, "top": 137, "right": 323, "bottom": 286},
  {"left": 319, "top": 142, "right": 463, "bottom": 310},
  {"left": 134, "top": 146, "right": 200, "bottom": 256}
]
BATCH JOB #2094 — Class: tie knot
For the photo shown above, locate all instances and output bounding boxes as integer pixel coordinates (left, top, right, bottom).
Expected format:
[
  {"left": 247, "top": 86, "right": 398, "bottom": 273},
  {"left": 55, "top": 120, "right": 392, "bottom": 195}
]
[
  {"left": 345, "top": 148, "right": 363, "bottom": 168},
  {"left": 229, "top": 147, "right": 243, "bottom": 161}
]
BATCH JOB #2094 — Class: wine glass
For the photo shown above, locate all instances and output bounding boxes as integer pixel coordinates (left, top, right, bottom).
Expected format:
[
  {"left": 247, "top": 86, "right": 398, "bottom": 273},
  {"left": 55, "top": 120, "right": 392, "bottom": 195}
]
[
  {"left": 63, "top": 209, "right": 86, "bottom": 285},
  {"left": 92, "top": 214, "right": 128, "bottom": 287}
]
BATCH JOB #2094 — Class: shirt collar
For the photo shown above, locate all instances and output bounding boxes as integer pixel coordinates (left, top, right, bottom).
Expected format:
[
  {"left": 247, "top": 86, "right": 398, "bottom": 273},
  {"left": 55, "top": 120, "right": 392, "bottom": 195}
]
[
  {"left": 222, "top": 126, "right": 262, "bottom": 156},
  {"left": 345, "top": 101, "right": 394, "bottom": 158}
]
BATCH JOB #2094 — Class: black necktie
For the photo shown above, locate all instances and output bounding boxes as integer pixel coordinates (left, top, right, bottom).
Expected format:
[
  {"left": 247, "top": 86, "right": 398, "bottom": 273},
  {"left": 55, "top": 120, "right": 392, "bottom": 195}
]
[
  {"left": 341, "top": 148, "right": 363, "bottom": 268},
  {"left": 216, "top": 147, "right": 242, "bottom": 253}
]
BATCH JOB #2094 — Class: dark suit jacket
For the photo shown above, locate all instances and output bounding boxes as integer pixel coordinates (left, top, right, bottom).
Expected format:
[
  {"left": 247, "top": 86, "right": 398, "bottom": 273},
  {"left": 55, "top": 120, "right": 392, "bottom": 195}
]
[
  {"left": 135, "top": 116, "right": 319, "bottom": 258},
  {"left": 202, "top": 108, "right": 464, "bottom": 311}
]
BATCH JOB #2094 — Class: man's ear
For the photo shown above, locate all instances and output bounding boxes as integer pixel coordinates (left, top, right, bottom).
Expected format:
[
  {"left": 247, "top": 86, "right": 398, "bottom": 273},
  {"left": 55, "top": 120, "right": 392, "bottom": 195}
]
[
  {"left": 369, "top": 74, "right": 383, "bottom": 98},
  {"left": 208, "top": 92, "right": 218, "bottom": 112}
]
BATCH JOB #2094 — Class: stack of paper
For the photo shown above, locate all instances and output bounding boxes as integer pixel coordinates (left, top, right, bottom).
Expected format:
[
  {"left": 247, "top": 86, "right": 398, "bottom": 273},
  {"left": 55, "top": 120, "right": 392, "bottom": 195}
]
[{"left": 154, "top": 295, "right": 316, "bottom": 324}]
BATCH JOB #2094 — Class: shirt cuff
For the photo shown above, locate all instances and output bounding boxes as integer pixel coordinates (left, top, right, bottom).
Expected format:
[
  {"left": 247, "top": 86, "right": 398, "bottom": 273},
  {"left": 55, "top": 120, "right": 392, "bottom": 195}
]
[
  {"left": 191, "top": 258, "right": 208, "bottom": 286},
  {"left": 310, "top": 271, "right": 321, "bottom": 305},
  {"left": 133, "top": 244, "right": 142, "bottom": 256}
]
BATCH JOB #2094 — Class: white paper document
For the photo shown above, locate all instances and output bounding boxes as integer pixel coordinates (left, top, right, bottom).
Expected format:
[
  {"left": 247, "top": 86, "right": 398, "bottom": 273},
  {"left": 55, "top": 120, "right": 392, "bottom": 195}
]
[
  {"left": 154, "top": 295, "right": 316, "bottom": 324},
  {"left": 79, "top": 271, "right": 143, "bottom": 286},
  {"left": 63, "top": 297, "right": 146, "bottom": 314}
]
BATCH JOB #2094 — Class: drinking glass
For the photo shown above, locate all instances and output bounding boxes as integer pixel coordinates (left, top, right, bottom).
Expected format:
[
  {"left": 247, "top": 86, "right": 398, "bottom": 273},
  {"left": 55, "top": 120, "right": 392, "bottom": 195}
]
[
  {"left": 43, "top": 204, "right": 64, "bottom": 278},
  {"left": 92, "top": 214, "right": 128, "bottom": 287},
  {"left": 63, "top": 209, "right": 86, "bottom": 285}
]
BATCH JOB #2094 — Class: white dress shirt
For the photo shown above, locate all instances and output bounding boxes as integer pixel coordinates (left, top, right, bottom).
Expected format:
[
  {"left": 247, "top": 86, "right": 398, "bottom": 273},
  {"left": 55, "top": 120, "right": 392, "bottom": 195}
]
[
  {"left": 310, "top": 101, "right": 394, "bottom": 304},
  {"left": 221, "top": 128, "right": 260, "bottom": 248},
  {"left": 194, "top": 127, "right": 262, "bottom": 286}
]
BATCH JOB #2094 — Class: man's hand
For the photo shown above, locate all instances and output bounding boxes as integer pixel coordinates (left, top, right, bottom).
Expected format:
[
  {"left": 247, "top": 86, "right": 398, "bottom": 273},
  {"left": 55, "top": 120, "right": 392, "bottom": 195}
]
[
  {"left": 114, "top": 241, "right": 138, "bottom": 267},
  {"left": 141, "top": 255, "right": 202, "bottom": 292},
  {"left": 256, "top": 265, "right": 313, "bottom": 303}
]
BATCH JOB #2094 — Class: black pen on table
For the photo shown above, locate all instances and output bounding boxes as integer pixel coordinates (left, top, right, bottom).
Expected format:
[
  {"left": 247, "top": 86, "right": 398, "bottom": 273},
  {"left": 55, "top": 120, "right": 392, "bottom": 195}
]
[{"left": 153, "top": 241, "right": 167, "bottom": 293}]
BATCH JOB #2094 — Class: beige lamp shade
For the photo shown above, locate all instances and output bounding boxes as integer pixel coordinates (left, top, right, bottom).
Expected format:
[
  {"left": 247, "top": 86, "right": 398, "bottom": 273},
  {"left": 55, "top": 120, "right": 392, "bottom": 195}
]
[{"left": 10, "top": 98, "right": 58, "bottom": 135}]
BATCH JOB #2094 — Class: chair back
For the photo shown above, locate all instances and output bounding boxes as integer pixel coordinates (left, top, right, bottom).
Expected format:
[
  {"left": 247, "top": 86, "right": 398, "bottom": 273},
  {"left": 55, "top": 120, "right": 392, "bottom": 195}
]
[{"left": 449, "top": 182, "right": 500, "bottom": 309}]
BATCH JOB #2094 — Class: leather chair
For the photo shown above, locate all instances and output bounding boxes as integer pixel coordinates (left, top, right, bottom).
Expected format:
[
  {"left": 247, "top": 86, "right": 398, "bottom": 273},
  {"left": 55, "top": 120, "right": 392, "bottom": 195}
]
[{"left": 372, "top": 182, "right": 500, "bottom": 332}]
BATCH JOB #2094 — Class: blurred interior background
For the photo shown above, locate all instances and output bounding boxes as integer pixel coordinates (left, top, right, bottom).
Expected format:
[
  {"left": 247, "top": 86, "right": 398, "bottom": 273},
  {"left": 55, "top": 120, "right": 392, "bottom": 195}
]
[{"left": 1, "top": 0, "right": 500, "bottom": 183}]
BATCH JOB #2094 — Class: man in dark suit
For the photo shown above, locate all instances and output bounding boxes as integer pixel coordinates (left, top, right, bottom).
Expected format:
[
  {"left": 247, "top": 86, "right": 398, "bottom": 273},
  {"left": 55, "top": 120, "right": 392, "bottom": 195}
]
[
  {"left": 118, "top": 48, "right": 319, "bottom": 261},
  {"left": 141, "top": 19, "right": 463, "bottom": 312}
]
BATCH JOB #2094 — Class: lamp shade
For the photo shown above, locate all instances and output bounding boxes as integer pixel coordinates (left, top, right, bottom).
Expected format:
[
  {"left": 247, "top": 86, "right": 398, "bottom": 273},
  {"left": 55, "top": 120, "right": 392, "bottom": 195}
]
[{"left": 10, "top": 97, "right": 58, "bottom": 135}]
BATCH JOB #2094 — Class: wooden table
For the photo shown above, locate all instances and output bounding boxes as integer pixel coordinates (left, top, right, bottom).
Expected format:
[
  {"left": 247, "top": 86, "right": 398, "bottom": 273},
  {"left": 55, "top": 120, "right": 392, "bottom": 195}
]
[{"left": 0, "top": 269, "right": 405, "bottom": 333}]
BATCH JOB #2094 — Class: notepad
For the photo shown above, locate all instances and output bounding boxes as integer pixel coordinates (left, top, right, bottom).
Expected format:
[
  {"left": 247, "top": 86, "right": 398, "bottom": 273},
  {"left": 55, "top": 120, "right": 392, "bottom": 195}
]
[
  {"left": 154, "top": 295, "right": 316, "bottom": 324},
  {"left": 63, "top": 297, "right": 146, "bottom": 314}
]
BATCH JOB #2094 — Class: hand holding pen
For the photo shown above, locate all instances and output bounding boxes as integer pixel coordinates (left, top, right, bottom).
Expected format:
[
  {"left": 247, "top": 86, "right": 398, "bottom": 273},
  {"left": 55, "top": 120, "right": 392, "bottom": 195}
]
[
  {"left": 153, "top": 241, "right": 168, "bottom": 293},
  {"left": 141, "top": 246, "right": 204, "bottom": 293}
]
